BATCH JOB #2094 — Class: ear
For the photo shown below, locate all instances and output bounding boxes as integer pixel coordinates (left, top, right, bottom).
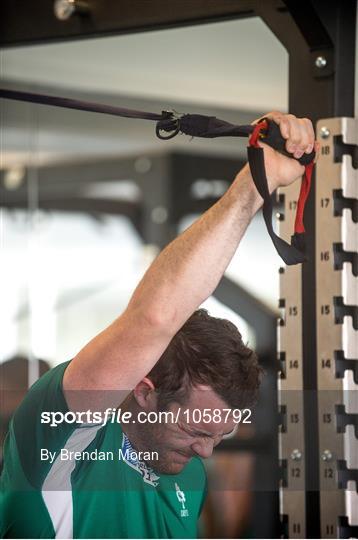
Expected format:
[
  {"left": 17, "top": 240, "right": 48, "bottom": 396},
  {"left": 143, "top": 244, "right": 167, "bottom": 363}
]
[{"left": 133, "top": 377, "right": 157, "bottom": 409}]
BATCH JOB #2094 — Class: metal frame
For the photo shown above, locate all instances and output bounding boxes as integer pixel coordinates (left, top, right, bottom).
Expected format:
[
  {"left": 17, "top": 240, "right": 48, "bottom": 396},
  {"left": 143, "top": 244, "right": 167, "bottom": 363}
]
[{"left": 0, "top": 0, "right": 256, "bottom": 47}]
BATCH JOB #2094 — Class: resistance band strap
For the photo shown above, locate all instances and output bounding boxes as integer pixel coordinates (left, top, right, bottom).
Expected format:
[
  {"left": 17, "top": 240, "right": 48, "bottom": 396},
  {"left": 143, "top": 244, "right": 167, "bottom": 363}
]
[
  {"left": 0, "top": 88, "right": 164, "bottom": 121},
  {"left": 248, "top": 119, "right": 315, "bottom": 265},
  {"left": 0, "top": 88, "right": 315, "bottom": 265}
]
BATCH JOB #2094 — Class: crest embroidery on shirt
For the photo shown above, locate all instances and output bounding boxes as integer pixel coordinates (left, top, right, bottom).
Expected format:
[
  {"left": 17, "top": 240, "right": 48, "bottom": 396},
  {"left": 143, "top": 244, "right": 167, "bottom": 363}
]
[{"left": 175, "top": 482, "right": 189, "bottom": 517}]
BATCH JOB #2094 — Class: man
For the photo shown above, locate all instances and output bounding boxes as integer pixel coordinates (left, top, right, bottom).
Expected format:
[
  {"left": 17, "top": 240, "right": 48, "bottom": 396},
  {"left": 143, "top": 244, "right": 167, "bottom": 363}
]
[{"left": 0, "top": 112, "right": 317, "bottom": 539}]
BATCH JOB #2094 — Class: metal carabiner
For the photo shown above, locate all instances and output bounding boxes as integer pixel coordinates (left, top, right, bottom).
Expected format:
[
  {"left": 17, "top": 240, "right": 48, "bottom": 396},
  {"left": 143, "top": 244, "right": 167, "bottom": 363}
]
[{"left": 156, "top": 110, "right": 182, "bottom": 140}]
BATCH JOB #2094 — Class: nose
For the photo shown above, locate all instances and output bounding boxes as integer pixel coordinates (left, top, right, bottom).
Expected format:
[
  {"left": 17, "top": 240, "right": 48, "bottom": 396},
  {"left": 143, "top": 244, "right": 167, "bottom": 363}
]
[{"left": 191, "top": 438, "right": 215, "bottom": 459}]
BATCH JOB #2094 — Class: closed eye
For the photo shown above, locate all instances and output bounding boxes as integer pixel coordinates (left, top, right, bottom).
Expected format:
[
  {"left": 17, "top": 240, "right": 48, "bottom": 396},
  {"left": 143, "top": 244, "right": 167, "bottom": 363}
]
[
  {"left": 178, "top": 422, "right": 237, "bottom": 440},
  {"left": 222, "top": 425, "right": 238, "bottom": 440},
  {"left": 178, "top": 423, "right": 212, "bottom": 439}
]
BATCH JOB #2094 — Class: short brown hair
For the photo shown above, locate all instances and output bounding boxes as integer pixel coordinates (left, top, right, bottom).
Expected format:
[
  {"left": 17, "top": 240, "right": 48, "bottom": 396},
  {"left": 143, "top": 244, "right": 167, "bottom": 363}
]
[{"left": 147, "top": 309, "right": 263, "bottom": 409}]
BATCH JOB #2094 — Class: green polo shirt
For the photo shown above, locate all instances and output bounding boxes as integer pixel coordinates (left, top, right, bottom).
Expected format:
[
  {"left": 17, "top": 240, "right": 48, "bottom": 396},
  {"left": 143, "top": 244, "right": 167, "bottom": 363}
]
[{"left": 0, "top": 361, "right": 207, "bottom": 538}]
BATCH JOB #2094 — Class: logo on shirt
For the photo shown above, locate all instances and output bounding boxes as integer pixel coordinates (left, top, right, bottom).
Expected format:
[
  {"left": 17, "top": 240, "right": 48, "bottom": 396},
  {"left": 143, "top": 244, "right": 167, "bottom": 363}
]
[{"left": 175, "top": 482, "right": 189, "bottom": 518}]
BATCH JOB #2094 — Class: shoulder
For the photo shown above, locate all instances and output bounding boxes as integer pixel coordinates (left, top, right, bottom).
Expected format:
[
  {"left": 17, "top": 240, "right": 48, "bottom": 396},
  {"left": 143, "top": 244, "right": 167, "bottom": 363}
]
[
  {"left": 6, "top": 361, "right": 75, "bottom": 489},
  {"left": 192, "top": 456, "right": 206, "bottom": 476},
  {"left": 180, "top": 456, "right": 207, "bottom": 488},
  {"left": 13, "top": 360, "right": 71, "bottom": 429}
]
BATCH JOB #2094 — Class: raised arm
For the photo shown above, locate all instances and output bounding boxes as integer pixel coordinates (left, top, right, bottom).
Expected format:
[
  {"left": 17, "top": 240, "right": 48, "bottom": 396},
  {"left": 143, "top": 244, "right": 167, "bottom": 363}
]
[{"left": 63, "top": 112, "right": 316, "bottom": 404}]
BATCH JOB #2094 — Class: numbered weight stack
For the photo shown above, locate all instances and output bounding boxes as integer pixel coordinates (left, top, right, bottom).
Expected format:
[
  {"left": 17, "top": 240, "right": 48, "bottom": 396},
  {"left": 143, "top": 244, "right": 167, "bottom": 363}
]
[{"left": 316, "top": 118, "right": 358, "bottom": 539}]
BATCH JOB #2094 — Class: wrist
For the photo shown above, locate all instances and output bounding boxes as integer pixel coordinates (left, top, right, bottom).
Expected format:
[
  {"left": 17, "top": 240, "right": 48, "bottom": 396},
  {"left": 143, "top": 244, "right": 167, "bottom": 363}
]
[{"left": 231, "top": 163, "right": 263, "bottom": 217}]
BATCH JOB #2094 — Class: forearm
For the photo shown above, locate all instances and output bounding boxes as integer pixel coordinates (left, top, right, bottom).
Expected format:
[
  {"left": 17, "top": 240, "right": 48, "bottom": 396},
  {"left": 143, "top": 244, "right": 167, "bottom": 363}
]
[{"left": 128, "top": 163, "right": 261, "bottom": 332}]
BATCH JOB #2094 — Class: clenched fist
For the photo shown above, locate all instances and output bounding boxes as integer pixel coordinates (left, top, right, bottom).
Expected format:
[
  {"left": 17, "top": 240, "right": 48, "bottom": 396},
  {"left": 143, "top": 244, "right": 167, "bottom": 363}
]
[{"left": 253, "top": 111, "right": 320, "bottom": 191}]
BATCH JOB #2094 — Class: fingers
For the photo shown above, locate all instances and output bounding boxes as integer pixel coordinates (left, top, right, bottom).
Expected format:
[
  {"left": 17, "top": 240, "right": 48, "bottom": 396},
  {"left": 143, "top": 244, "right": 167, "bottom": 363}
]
[
  {"left": 314, "top": 141, "right": 321, "bottom": 163},
  {"left": 262, "top": 112, "right": 316, "bottom": 160},
  {"left": 283, "top": 115, "right": 313, "bottom": 159}
]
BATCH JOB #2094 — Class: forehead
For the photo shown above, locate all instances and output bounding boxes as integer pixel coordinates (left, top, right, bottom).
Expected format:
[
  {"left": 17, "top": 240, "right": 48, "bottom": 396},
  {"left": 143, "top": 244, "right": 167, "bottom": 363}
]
[{"left": 184, "top": 384, "right": 229, "bottom": 410}]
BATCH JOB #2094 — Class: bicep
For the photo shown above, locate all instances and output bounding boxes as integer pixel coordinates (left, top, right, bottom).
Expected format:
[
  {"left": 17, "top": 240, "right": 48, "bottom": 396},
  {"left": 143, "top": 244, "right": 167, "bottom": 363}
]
[{"left": 63, "top": 307, "right": 173, "bottom": 411}]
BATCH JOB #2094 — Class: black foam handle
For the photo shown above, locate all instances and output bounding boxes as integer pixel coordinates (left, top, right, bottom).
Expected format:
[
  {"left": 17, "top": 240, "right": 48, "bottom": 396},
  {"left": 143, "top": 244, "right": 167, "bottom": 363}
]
[{"left": 261, "top": 118, "right": 315, "bottom": 165}]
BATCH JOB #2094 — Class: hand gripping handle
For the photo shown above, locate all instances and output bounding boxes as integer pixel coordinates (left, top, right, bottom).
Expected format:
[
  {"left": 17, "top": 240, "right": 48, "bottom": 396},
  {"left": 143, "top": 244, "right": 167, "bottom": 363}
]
[{"left": 260, "top": 118, "right": 315, "bottom": 165}]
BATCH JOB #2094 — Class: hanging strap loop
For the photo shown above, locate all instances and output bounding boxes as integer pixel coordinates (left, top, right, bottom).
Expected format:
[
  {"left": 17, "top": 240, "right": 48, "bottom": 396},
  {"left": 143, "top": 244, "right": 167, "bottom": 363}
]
[{"left": 247, "top": 118, "right": 315, "bottom": 265}]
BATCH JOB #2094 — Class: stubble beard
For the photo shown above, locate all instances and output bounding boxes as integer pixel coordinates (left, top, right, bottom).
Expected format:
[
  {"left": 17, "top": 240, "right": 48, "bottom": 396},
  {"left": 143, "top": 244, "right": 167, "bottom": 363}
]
[{"left": 128, "top": 420, "right": 190, "bottom": 475}]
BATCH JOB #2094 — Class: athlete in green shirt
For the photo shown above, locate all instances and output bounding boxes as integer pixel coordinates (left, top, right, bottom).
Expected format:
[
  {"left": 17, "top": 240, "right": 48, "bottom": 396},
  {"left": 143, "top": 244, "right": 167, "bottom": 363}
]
[{"left": 1, "top": 111, "right": 317, "bottom": 538}]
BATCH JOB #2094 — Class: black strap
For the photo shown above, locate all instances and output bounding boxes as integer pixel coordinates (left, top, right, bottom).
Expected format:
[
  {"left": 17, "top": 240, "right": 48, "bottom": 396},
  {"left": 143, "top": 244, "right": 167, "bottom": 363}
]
[
  {"left": 248, "top": 146, "right": 307, "bottom": 264},
  {"left": 160, "top": 114, "right": 253, "bottom": 139},
  {"left": 0, "top": 88, "right": 164, "bottom": 121},
  {"left": 0, "top": 88, "right": 315, "bottom": 265}
]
